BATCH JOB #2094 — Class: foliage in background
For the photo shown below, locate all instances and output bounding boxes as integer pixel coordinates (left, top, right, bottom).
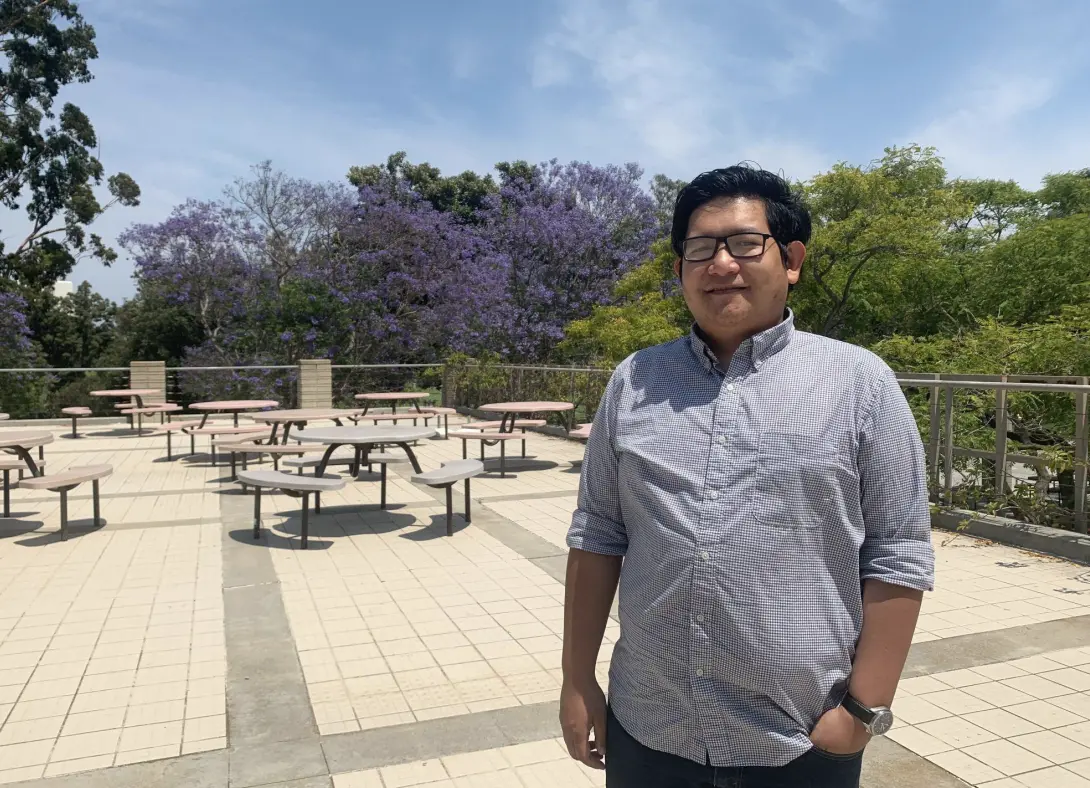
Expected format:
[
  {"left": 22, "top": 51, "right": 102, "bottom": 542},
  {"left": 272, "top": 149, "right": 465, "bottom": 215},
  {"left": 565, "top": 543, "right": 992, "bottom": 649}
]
[
  {"left": 0, "top": 0, "right": 139, "bottom": 346},
  {"left": 482, "top": 159, "right": 659, "bottom": 360}
]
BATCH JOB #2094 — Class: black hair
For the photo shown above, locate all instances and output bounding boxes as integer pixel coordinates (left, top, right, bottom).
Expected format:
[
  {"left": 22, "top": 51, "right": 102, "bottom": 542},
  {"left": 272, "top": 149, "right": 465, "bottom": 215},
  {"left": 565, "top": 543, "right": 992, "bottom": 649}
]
[{"left": 670, "top": 164, "right": 812, "bottom": 259}]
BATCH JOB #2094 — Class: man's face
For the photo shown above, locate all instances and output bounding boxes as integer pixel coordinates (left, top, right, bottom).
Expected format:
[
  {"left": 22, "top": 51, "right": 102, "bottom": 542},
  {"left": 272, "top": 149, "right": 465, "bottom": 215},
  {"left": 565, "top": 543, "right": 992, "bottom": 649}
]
[{"left": 673, "top": 197, "right": 803, "bottom": 342}]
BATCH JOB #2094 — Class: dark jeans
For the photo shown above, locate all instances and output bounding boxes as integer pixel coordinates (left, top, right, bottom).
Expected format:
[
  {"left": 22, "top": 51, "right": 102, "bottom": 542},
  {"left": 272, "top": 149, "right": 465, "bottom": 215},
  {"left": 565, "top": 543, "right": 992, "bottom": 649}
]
[{"left": 606, "top": 707, "right": 863, "bottom": 788}]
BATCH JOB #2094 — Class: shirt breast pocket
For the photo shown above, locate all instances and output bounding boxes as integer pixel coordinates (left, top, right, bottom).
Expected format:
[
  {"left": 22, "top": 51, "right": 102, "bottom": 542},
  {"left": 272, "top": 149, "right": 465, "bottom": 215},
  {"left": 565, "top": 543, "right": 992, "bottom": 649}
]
[{"left": 752, "top": 431, "right": 847, "bottom": 529}]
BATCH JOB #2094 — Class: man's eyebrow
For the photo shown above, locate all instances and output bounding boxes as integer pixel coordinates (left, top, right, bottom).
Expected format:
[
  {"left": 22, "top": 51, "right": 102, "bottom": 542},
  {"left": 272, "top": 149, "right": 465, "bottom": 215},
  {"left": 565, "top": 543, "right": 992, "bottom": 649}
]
[{"left": 686, "top": 226, "right": 766, "bottom": 237}]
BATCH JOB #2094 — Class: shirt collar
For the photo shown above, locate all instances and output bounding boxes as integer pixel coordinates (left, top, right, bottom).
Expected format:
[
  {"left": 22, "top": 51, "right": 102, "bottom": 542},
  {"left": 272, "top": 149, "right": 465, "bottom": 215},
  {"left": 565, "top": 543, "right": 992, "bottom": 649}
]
[{"left": 687, "top": 308, "right": 795, "bottom": 374}]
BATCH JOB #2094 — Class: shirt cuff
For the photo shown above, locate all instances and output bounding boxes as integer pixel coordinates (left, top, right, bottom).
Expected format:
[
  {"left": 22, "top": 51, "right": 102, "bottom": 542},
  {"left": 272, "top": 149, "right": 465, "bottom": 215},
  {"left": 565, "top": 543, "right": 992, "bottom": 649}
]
[
  {"left": 567, "top": 509, "right": 629, "bottom": 556},
  {"left": 860, "top": 536, "right": 935, "bottom": 592}
]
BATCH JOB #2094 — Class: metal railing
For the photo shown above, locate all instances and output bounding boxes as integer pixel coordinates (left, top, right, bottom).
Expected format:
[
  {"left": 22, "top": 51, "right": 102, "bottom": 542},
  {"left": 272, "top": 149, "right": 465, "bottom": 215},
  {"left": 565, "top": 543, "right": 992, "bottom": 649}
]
[
  {"left": 0, "top": 367, "right": 131, "bottom": 418},
  {"left": 444, "top": 364, "right": 1089, "bottom": 533},
  {"left": 2, "top": 362, "right": 1087, "bottom": 532},
  {"left": 442, "top": 362, "right": 612, "bottom": 427},
  {"left": 896, "top": 374, "right": 1089, "bottom": 533},
  {"left": 165, "top": 365, "right": 298, "bottom": 408},
  {"left": 330, "top": 364, "right": 443, "bottom": 408}
]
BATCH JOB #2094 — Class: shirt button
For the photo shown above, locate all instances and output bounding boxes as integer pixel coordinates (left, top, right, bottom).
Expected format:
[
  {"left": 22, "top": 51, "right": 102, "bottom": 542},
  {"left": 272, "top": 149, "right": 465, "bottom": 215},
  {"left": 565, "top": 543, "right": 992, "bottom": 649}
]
[
  {"left": 696, "top": 614, "right": 705, "bottom": 623},
  {"left": 726, "top": 383, "right": 735, "bottom": 392},
  {"left": 716, "top": 435, "right": 726, "bottom": 445},
  {"left": 696, "top": 668, "right": 704, "bottom": 677},
  {"left": 708, "top": 490, "right": 719, "bottom": 500},
  {"left": 700, "top": 551, "right": 710, "bottom": 561}
]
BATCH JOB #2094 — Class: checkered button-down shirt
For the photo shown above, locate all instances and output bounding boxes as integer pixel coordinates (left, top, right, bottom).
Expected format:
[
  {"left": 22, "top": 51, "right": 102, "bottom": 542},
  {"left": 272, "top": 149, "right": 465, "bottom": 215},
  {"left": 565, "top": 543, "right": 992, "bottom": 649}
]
[{"left": 567, "top": 310, "right": 934, "bottom": 768}]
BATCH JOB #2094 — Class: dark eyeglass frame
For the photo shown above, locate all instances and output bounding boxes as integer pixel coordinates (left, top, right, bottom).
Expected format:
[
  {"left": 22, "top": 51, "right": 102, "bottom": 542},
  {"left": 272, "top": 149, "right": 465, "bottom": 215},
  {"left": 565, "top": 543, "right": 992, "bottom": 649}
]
[{"left": 681, "top": 232, "right": 777, "bottom": 263}]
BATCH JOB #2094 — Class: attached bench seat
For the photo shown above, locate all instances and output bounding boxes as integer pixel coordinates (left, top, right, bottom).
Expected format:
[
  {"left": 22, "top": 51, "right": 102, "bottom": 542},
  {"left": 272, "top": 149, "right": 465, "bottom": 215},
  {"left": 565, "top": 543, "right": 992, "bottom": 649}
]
[
  {"left": 570, "top": 423, "right": 593, "bottom": 440},
  {"left": 448, "top": 430, "right": 525, "bottom": 477},
  {"left": 61, "top": 406, "right": 93, "bottom": 438},
  {"left": 464, "top": 419, "right": 547, "bottom": 430},
  {"left": 119, "top": 402, "right": 183, "bottom": 433},
  {"left": 418, "top": 406, "right": 456, "bottom": 437},
  {"left": 368, "top": 452, "right": 407, "bottom": 510},
  {"left": 410, "top": 459, "right": 484, "bottom": 536},
  {"left": 172, "top": 424, "right": 268, "bottom": 461},
  {"left": 350, "top": 413, "right": 423, "bottom": 426},
  {"left": 461, "top": 420, "right": 544, "bottom": 458},
  {"left": 236, "top": 470, "right": 344, "bottom": 548},
  {"left": 19, "top": 464, "right": 112, "bottom": 539},
  {"left": 0, "top": 457, "right": 47, "bottom": 517},
  {"left": 216, "top": 441, "right": 310, "bottom": 476},
  {"left": 118, "top": 403, "right": 181, "bottom": 413},
  {"left": 151, "top": 420, "right": 203, "bottom": 460},
  {"left": 282, "top": 454, "right": 359, "bottom": 474},
  {"left": 185, "top": 425, "right": 267, "bottom": 437}
]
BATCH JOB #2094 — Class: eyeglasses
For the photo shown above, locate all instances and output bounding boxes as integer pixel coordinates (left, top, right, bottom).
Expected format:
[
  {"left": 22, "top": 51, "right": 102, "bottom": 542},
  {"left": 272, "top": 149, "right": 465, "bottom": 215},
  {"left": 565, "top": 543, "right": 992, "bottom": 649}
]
[{"left": 682, "top": 232, "right": 776, "bottom": 262}]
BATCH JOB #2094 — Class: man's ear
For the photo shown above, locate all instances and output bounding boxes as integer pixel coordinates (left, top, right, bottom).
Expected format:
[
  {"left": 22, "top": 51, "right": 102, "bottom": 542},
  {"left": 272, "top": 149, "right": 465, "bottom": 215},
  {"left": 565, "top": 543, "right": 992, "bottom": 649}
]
[
  {"left": 784, "top": 241, "right": 805, "bottom": 285},
  {"left": 673, "top": 257, "right": 682, "bottom": 280}
]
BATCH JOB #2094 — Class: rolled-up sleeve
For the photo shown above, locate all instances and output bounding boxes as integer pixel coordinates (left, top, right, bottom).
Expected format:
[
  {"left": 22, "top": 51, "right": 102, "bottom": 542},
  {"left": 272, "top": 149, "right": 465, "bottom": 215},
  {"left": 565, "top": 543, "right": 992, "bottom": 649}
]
[
  {"left": 857, "top": 366, "right": 935, "bottom": 591},
  {"left": 567, "top": 365, "right": 628, "bottom": 556}
]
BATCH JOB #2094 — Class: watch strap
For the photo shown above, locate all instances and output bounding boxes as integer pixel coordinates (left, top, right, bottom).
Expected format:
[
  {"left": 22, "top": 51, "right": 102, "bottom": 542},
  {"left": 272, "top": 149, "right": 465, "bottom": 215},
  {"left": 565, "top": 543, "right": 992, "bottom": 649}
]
[{"left": 842, "top": 693, "right": 877, "bottom": 724}]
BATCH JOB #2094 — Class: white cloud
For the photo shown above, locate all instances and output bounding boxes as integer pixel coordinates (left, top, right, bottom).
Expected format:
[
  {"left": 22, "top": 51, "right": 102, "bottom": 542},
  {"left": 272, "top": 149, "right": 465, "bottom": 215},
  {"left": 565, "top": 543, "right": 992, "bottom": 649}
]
[
  {"left": 902, "top": 0, "right": 1090, "bottom": 188},
  {"left": 527, "top": 0, "right": 875, "bottom": 177},
  {"left": 907, "top": 39, "right": 1090, "bottom": 188}
]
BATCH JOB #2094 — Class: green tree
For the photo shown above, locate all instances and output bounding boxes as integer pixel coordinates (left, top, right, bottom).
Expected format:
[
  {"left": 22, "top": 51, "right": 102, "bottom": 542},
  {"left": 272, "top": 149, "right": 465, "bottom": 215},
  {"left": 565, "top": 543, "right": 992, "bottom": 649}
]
[
  {"left": 791, "top": 145, "right": 969, "bottom": 342},
  {"left": 966, "top": 213, "right": 1090, "bottom": 325},
  {"left": 34, "top": 281, "right": 116, "bottom": 367},
  {"left": 101, "top": 295, "right": 204, "bottom": 367},
  {"left": 1037, "top": 169, "right": 1090, "bottom": 218},
  {"left": 0, "top": 0, "right": 141, "bottom": 283},
  {"left": 650, "top": 173, "right": 688, "bottom": 230},
  {"left": 348, "top": 151, "right": 496, "bottom": 222},
  {"left": 949, "top": 179, "right": 1038, "bottom": 247},
  {"left": 559, "top": 238, "right": 688, "bottom": 364}
]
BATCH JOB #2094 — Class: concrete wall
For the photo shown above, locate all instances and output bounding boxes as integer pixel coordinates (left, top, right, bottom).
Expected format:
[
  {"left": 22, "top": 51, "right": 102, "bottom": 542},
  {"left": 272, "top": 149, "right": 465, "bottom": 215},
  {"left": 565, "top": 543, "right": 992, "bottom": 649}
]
[
  {"left": 298, "top": 359, "right": 332, "bottom": 408},
  {"left": 932, "top": 509, "right": 1090, "bottom": 564},
  {"left": 129, "top": 361, "right": 166, "bottom": 404}
]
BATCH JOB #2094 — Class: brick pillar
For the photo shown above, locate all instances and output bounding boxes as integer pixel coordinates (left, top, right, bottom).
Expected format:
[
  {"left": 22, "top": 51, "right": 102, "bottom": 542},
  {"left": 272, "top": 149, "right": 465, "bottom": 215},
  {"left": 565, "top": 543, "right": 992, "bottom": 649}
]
[
  {"left": 298, "top": 359, "right": 332, "bottom": 408},
  {"left": 129, "top": 361, "right": 166, "bottom": 404}
]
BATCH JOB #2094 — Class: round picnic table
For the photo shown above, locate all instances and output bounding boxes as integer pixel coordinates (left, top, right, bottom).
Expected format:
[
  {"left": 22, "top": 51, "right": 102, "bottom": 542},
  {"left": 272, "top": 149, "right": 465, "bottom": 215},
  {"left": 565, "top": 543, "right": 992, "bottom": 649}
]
[
  {"left": 189, "top": 400, "right": 279, "bottom": 429},
  {"left": 353, "top": 392, "right": 431, "bottom": 416},
  {"left": 0, "top": 413, "right": 8, "bottom": 421},
  {"left": 0, "top": 430, "right": 54, "bottom": 478},
  {"left": 479, "top": 401, "right": 575, "bottom": 432},
  {"left": 89, "top": 388, "right": 161, "bottom": 410},
  {"left": 293, "top": 425, "right": 436, "bottom": 476},
  {"left": 250, "top": 408, "right": 365, "bottom": 444}
]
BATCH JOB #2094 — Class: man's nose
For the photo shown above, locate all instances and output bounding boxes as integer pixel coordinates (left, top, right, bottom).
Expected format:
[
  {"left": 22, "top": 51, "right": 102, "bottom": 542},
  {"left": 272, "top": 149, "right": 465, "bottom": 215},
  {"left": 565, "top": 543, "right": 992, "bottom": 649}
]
[{"left": 707, "top": 248, "right": 741, "bottom": 274}]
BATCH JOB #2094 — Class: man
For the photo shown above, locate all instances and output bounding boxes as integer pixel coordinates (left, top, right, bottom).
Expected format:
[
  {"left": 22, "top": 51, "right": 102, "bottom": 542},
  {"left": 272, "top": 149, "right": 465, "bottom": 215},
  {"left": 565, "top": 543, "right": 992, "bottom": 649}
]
[{"left": 560, "top": 165, "right": 934, "bottom": 787}]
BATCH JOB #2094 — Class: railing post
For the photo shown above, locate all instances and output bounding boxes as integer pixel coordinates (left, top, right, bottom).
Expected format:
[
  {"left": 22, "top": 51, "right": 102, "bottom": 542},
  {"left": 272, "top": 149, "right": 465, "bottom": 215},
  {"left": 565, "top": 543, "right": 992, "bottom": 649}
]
[
  {"left": 995, "top": 376, "right": 1008, "bottom": 495},
  {"left": 1075, "top": 377, "right": 1088, "bottom": 534},
  {"left": 944, "top": 384, "right": 955, "bottom": 506},
  {"left": 927, "top": 376, "right": 941, "bottom": 496}
]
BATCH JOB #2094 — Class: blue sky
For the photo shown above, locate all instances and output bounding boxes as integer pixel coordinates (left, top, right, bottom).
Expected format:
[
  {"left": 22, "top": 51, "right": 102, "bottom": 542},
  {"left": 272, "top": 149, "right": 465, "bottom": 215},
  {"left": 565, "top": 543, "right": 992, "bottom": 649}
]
[{"left": 32, "top": 0, "right": 1090, "bottom": 301}]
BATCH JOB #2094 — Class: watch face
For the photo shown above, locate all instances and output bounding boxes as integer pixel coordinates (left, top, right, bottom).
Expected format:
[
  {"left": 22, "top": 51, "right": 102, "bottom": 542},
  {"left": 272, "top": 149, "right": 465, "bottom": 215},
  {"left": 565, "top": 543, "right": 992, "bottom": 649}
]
[{"left": 870, "top": 708, "right": 894, "bottom": 736}]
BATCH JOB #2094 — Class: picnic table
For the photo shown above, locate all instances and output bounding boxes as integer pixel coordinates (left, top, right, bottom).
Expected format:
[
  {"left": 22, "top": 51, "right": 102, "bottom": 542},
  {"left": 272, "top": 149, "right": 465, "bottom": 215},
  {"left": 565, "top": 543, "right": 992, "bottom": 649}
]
[
  {"left": 0, "top": 430, "right": 54, "bottom": 477},
  {"left": 293, "top": 425, "right": 436, "bottom": 476},
  {"left": 479, "top": 401, "right": 575, "bottom": 432},
  {"left": 250, "top": 408, "right": 365, "bottom": 443},
  {"left": 353, "top": 392, "right": 431, "bottom": 416},
  {"left": 89, "top": 388, "right": 161, "bottom": 410},
  {"left": 0, "top": 413, "right": 8, "bottom": 421},
  {"left": 189, "top": 400, "right": 279, "bottom": 428}
]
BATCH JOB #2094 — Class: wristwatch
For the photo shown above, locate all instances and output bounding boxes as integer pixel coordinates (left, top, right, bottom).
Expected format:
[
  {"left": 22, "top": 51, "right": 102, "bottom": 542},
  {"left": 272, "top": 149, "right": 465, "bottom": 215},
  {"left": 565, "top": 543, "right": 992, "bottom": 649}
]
[{"left": 842, "top": 693, "right": 894, "bottom": 736}]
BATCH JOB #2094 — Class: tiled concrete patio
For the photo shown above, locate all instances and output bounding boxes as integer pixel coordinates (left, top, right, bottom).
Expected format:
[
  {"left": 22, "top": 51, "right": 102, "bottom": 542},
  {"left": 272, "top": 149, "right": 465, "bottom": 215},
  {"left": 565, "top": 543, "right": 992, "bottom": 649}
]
[{"left": 0, "top": 415, "right": 1089, "bottom": 787}]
